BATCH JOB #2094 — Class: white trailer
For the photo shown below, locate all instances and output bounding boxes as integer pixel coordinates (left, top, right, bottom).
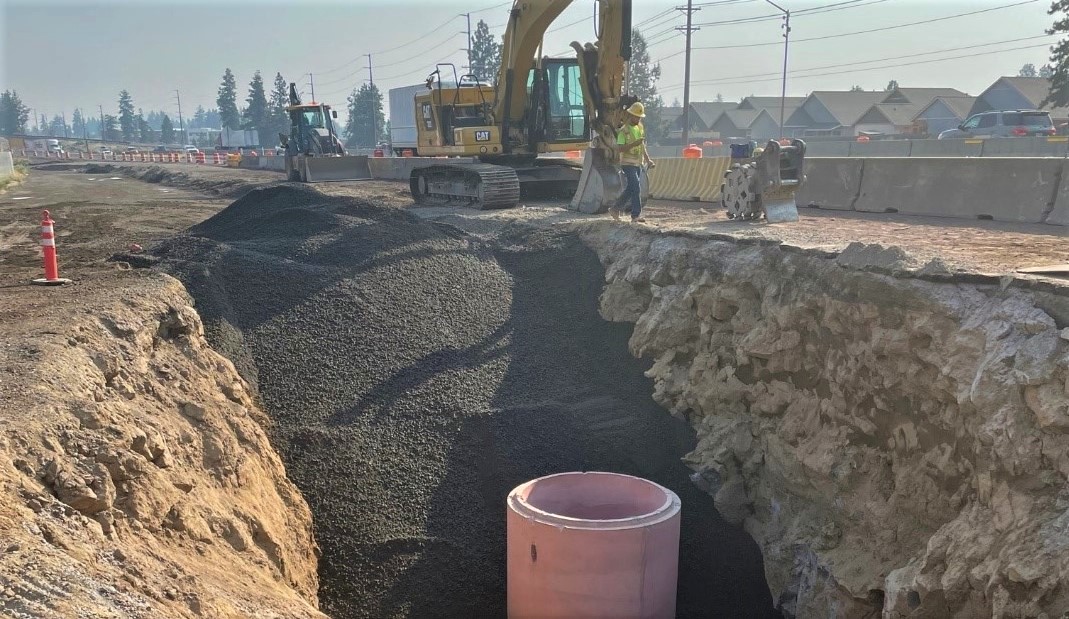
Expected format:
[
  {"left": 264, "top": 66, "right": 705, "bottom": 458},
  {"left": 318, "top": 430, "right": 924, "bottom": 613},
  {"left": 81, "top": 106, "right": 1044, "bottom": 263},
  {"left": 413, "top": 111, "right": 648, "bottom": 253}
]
[{"left": 388, "top": 84, "right": 428, "bottom": 156}]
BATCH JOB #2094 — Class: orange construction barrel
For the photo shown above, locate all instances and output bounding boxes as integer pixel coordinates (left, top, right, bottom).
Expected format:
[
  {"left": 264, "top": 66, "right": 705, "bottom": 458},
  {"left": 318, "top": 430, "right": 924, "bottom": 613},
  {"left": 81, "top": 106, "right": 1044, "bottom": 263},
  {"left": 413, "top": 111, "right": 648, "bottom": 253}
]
[
  {"left": 373, "top": 148, "right": 384, "bottom": 157},
  {"left": 682, "top": 143, "right": 702, "bottom": 158},
  {"left": 402, "top": 148, "right": 414, "bottom": 157}
]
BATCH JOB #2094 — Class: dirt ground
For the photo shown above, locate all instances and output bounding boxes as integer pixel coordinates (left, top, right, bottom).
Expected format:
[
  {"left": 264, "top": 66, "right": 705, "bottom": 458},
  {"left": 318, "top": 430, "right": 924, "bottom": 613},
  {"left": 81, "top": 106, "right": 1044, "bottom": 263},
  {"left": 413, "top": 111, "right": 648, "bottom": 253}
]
[
  {"left": 2, "top": 160, "right": 1068, "bottom": 616},
  {"left": 11, "top": 159, "right": 1065, "bottom": 278}
]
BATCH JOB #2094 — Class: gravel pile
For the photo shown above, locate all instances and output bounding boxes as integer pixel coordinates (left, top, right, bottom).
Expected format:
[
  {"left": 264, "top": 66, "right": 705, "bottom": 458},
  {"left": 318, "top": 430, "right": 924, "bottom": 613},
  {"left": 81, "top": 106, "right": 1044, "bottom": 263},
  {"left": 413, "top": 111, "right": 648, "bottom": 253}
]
[{"left": 152, "top": 184, "right": 774, "bottom": 618}]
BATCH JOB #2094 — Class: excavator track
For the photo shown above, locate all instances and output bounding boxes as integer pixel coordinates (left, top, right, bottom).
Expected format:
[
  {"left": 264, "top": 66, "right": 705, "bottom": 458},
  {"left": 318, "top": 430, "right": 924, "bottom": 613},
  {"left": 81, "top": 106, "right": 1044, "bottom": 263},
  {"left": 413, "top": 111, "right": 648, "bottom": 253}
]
[{"left": 409, "top": 164, "right": 521, "bottom": 210}]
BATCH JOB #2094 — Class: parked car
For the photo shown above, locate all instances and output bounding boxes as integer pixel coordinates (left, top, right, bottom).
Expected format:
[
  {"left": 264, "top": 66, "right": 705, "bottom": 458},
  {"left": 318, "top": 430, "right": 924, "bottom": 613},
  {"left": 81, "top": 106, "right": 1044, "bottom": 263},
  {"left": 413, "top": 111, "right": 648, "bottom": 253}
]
[
  {"left": 184, "top": 145, "right": 201, "bottom": 155},
  {"left": 99, "top": 147, "right": 113, "bottom": 156},
  {"left": 938, "top": 110, "right": 1055, "bottom": 139},
  {"left": 125, "top": 146, "right": 140, "bottom": 153}
]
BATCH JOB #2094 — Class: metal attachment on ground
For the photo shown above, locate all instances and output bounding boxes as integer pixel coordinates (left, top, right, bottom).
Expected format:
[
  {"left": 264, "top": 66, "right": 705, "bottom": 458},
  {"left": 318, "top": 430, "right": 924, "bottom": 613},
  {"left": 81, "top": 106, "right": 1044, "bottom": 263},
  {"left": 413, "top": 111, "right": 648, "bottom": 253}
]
[
  {"left": 32, "top": 210, "right": 72, "bottom": 286},
  {"left": 721, "top": 139, "right": 806, "bottom": 223}
]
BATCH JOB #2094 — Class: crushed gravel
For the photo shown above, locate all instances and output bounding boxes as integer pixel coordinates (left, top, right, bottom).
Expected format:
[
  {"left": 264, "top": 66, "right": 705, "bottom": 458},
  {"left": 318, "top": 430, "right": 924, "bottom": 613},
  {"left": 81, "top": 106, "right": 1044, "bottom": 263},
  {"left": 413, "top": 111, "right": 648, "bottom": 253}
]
[{"left": 150, "top": 184, "right": 775, "bottom": 618}]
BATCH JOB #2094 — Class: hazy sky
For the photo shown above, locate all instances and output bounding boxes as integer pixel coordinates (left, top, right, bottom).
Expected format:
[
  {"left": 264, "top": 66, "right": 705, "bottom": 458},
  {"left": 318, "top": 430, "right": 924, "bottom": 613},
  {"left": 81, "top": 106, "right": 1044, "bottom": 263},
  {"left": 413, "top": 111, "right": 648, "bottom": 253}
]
[{"left": 0, "top": 0, "right": 1057, "bottom": 124}]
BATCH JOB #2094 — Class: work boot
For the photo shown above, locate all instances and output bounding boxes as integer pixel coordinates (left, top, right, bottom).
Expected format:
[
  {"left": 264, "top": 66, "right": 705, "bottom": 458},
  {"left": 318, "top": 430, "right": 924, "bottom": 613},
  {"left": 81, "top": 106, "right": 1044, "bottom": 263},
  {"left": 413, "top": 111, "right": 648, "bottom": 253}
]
[
  {"left": 609, "top": 208, "right": 620, "bottom": 221},
  {"left": 631, "top": 216, "right": 646, "bottom": 223}
]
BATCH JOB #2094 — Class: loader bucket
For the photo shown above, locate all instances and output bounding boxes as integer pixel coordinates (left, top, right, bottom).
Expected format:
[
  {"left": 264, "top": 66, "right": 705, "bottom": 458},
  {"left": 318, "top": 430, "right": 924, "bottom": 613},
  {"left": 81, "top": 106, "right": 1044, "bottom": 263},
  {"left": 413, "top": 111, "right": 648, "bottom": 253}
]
[
  {"left": 569, "top": 148, "right": 625, "bottom": 214},
  {"left": 300, "top": 155, "right": 372, "bottom": 182}
]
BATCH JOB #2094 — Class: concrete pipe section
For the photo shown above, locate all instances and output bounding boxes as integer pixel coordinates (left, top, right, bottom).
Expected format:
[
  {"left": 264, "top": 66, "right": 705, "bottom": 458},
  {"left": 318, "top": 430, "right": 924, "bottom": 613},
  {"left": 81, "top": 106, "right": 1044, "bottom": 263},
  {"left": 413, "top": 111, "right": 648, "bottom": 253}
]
[{"left": 506, "top": 472, "right": 682, "bottom": 619}]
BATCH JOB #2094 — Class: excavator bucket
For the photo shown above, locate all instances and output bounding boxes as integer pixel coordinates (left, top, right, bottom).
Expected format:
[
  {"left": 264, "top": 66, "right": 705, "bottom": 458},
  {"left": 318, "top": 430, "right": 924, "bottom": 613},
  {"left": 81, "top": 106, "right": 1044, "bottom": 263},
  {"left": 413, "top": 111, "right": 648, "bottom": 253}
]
[
  {"left": 299, "top": 155, "right": 372, "bottom": 182},
  {"left": 570, "top": 147, "right": 626, "bottom": 214}
]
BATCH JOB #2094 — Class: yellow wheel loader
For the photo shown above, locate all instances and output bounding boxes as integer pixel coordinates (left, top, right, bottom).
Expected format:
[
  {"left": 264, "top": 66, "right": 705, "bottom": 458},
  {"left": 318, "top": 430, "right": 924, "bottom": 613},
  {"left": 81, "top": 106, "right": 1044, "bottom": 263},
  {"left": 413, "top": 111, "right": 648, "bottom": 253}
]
[{"left": 279, "top": 83, "right": 372, "bottom": 183}]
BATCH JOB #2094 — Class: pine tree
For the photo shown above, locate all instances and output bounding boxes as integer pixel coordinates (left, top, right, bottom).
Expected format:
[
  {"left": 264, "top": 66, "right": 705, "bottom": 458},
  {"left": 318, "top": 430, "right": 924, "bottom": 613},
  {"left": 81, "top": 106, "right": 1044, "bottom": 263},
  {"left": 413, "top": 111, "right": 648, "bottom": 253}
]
[
  {"left": 270, "top": 72, "right": 290, "bottom": 143},
  {"left": 160, "top": 115, "right": 175, "bottom": 143},
  {"left": 72, "top": 109, "right": 86, "bottom": 137},
  {"left": 886, "top": 79, "right": 899, "bottom": 91},
  {"left": 102, "top": 115, "right": 119, "bottom": 141},
  {"left": 627, "top": 29, "right": 665, "bottom": 144},
  {"left": 1045, "top": 1, "right": 1069, "bottom": 106},
  {"left": 192, "top": 105, "right": 207, "bottom": 129},
  {"left": 118, "top": 90, "right": 136, "bottom": 141},
  {"left": 470, "top": 20, "right": 503, "bottom": 85},
  {"left": 1019, "top": 63, "right": 1038, "bottom": 78},
  {"left": 242, "top": 70, "right": 269, "bottom": 141},
  {"left": 1042, "top": 64, "right": 1055, "bottom": 78},
  {"left": 0, "top": 90, "right": 30, "bottom": 134},
  {"left": 49, "top": 114, "right": 67, "bottom": 137},
  {"left": 217, "top": 68, "right": 241, "bottom": 131},
  {"left": 344, "top": 83, "right": 385, "bottom": 148},
  {"left": 137, "top": 110, "right": 153, "bottom": 142}
]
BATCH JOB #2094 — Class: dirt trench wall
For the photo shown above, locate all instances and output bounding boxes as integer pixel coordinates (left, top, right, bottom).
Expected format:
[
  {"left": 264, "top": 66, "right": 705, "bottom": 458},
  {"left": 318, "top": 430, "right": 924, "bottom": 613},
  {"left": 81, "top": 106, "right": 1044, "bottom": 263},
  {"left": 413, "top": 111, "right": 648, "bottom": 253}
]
[
  {"left": 0, "top": 274, "right": 324, "bottom": 618},
  {"left": 583, "top": 227, "right": 1069, "bottom": 618}
]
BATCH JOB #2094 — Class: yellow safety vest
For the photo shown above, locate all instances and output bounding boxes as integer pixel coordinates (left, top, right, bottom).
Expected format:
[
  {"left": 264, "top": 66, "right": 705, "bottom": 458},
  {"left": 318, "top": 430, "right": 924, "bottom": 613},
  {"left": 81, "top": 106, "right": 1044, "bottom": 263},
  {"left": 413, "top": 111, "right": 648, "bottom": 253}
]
[{"left": 616, "top": 122, "right": 644, "bottom": 165}]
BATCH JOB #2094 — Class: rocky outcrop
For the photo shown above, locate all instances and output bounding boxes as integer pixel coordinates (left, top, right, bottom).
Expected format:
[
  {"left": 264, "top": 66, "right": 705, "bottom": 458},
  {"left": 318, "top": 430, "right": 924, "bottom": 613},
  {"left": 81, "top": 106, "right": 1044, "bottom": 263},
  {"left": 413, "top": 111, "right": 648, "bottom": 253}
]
[
  {"left": 0, "top": 273, "right": 324, "bottom": 618},
  {"left": 586, "top": 228, "right": 1069, "bottom": 617}
]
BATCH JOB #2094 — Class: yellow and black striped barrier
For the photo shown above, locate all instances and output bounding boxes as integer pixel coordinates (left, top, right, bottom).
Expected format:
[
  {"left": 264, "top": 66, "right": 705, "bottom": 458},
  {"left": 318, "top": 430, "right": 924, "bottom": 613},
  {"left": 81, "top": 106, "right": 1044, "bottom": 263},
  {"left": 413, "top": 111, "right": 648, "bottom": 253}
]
[{"left": 646, "top": 157, "right": 732, "bottom": 202}]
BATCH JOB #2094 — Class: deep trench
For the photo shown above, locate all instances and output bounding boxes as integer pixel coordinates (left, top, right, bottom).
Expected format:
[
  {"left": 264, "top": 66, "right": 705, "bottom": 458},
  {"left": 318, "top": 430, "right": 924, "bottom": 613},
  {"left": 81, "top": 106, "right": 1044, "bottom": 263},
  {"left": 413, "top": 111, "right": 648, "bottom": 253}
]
[{"left": 150, "top": 185, "right": 776, "bottom": 618}]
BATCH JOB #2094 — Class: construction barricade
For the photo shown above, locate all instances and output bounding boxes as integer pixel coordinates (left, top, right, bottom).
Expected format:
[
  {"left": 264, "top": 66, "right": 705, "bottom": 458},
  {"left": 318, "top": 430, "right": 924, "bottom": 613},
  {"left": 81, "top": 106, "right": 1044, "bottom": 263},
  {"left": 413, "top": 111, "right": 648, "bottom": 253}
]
[{"left": 646, "top": 157, "right": 732, "bottom": 202}]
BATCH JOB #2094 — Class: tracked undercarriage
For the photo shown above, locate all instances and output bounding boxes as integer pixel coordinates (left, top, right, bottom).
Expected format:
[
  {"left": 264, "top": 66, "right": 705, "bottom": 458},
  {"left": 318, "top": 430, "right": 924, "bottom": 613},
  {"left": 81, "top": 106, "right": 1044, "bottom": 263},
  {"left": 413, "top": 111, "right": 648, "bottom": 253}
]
[{"left": 409, "top": 160, "right": 583, "bottom": 210}]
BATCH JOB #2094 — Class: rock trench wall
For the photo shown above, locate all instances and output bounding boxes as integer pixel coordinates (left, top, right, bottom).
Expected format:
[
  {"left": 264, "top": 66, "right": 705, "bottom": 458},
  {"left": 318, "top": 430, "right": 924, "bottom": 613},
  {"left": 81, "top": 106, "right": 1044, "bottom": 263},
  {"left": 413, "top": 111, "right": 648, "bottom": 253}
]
[
  {"left": 0, "top": 275, "right": 323, "bottom": 618},
  {"left": 585, "top": 227, "right": 1069, "bottom": 618}
]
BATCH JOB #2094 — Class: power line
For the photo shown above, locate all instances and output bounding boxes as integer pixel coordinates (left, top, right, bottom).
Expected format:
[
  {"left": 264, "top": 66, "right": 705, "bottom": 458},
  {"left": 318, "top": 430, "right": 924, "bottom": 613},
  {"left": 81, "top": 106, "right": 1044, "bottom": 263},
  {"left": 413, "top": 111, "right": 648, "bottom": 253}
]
[
  {"left": 653, "top": 0, "right": 1038, "bottom": 62},
  {"left": 316, "top": 15, "right": 461, "bottom": 76},
  {"left": 471, "top": 0, "right": 511, "bottom": 13},
  {"left": 658, "top": 40, "right": 1053, "bottom": 93},
  {"left": 693, "top": 0, "right": 886, "bottom": 27},
  {"left": 662, "top": 34, "right": 1056, "bottom": 90}
]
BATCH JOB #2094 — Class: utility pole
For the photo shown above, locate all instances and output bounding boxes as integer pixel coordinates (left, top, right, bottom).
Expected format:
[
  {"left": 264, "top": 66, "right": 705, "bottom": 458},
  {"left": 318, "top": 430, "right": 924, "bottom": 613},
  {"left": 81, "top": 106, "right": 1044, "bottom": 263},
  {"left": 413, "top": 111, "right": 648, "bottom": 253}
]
[
  {"left": 765, "top": 0, "right": 791, "bottom": 139},
  {"left": 366, "top": 54, "right": 377, "bottom": 148},
  {"left": 99, "top": 104, "right": 105, "bottom": 141},
  {"left": 676, "top": 0, "right": 700, "bottom": 148},
  {"left": 307, "top": 73, "right": 315, "bottom": 102},
  {"left": 175, "top": 90, "right": 185, "bottom": 145},
  {"left": 80, "top": 108, "right": 89, "bottom": 152},
  {"left": 464, "top": 12, "right": 473, "bottom": 71}
]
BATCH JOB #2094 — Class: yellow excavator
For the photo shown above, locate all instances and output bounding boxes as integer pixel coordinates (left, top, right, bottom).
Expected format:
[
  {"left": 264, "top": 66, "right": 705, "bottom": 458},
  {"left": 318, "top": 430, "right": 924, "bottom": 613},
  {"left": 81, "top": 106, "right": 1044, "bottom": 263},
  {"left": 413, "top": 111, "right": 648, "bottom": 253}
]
[{"left": 408, "top": 0, "right": 633, "bottom": 212}]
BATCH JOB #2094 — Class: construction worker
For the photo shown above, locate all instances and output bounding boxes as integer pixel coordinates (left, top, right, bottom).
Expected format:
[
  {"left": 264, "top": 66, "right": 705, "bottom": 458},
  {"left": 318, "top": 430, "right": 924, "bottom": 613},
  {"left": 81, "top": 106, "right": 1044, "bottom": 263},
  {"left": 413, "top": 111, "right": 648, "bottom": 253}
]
[{"left": 610, "top": 101, "right": 655, "bottom": 223}]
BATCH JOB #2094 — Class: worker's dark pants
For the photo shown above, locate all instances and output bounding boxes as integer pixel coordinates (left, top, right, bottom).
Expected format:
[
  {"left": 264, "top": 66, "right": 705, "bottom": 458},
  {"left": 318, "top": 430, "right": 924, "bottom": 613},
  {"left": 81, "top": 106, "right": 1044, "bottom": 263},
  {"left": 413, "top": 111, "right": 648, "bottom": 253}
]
[{"left": 616, "top": 165, "right": 643, "bottom": 218}]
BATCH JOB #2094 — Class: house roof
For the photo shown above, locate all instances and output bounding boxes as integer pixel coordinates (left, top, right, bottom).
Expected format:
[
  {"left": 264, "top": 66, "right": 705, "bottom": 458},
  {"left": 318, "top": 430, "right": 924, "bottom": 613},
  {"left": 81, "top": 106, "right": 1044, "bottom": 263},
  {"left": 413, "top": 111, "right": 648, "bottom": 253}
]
[
  {"left": 659, "top": 106, "right": 684, "bottom": 123},
  {"left": 882, "top": 87, "right": 966, "bottom": 105},
  {"left": 870, "top": 103, "right": 922, "bottom": 126},
  {"left": 726, "top": 109, "right": 776, "bottom": 130},
  {"left": 688, "top": 101, "right": 740, "bottom": 128},
  {"left": 978, "top": 77, "right": 1069, "bottom": 119},
  {"left": 914, "top": 96, "right": 977, "bottom": 122},
  {"left": 737, "top": 96, "right": 805, "bottom": 123},
  {"left": 807, "top": 91, "right": 887, "bottom": 126}
]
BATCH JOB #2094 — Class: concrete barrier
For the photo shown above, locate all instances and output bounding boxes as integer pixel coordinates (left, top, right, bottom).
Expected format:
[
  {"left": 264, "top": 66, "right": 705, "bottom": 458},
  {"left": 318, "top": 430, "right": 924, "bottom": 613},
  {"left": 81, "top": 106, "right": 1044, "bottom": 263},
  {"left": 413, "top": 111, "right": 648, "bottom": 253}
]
[
  {"left": 909, "top": 139, "right": 981, "bottom": 157},
  {"left": 0, "top": 151, "right": 13, "bottom": 180},
  {"left": 1044, "top": 159, "right": 1069, "bottom": 226},
  {"left": 258, "top": 156, "right": 286, "bottom": 171},
  {"left": 805, "top": 141, "right": 851, "bottom": 157},
  {"left": 848, "top": 140, "right": 912, "bottom": 157},
  {"left": 794, "top": 158, "right": 862, "bottom": 211},
  {"left": 646, "top": 156, "right": 732, "bottom": 202},
  {"left": 981, "top": 137, "right": 1069, "bottom": 158},
  {"left": 854, "top": 157, "right": 1062, "bottom": 223}
]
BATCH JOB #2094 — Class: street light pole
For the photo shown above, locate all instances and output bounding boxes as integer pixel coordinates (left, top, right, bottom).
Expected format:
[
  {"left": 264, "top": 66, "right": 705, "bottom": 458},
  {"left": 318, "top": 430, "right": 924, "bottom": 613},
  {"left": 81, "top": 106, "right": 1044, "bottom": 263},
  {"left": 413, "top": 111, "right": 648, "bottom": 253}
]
[{"left": 765, "top": 0, "right": 790, "bottom": 139}]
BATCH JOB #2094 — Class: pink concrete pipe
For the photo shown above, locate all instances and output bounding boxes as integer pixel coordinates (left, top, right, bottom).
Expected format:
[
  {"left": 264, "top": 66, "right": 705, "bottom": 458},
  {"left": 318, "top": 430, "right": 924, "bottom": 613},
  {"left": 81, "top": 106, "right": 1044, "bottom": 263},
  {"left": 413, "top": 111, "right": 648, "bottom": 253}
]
[{"left": 506, "top": 472, "right": 682, "bottom": 619}]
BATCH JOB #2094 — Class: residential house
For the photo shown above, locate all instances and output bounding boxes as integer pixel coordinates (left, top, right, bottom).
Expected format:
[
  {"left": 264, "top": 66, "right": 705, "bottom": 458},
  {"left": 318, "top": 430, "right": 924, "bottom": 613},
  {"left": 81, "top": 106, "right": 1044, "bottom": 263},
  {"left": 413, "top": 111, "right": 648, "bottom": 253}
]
[
  {"left": 709, "top": 109, "right": 780, "bottom": 141},
  {"left": 667, "top": 101, "right": 738, "bottom": 141},
  {"left": 736, "top": 96, "right": 805, "bottom": 129},
  {"left": 913, "top": 96, "right": 977, "bottom": 136},
  {"left": 784, "top": 90, "right": 887, "bottom": 137},
  {"left": 969, "top": 76, "right": 1069, "bottom": 124}
]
